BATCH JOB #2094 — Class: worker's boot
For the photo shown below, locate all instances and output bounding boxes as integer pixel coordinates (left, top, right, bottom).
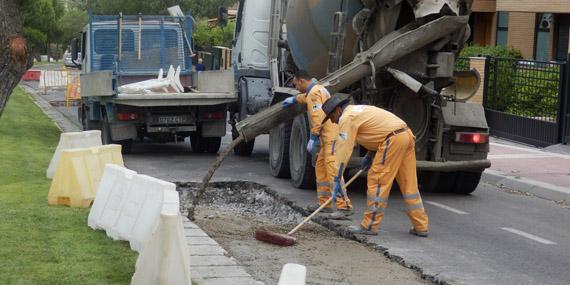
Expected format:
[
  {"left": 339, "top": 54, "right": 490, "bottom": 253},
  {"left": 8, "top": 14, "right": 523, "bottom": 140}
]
[
  {"left": 347, "top": 225, "right": 378, "bottom": 236},
  {"left": 409, "top": 228, "right": 429, "bottom": 238},
  {"left": 328, "top": 208, "right": 354, "bottom": 220},
  {"left": 306, "top": 204, "right": 333, "bottom": 214}
]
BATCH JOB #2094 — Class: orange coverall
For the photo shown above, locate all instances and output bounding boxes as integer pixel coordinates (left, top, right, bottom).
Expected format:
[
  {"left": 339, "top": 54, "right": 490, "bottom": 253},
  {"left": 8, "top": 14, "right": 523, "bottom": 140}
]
[
  {"left": 296, "top": 83, "right": 352, "bottom": 210},
  {"left": 334, "top": 105, "right": 429, "bottom": 232}
]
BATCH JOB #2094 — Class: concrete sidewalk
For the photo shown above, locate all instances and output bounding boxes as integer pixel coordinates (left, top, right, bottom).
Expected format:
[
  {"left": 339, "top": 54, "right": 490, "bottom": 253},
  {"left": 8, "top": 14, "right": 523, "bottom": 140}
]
[{"left": 484, "top": 137, "right": 570, "bottom": 202}]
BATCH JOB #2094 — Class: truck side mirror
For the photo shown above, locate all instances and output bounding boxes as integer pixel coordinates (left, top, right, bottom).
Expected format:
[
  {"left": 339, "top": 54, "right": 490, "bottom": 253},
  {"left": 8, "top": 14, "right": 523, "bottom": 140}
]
[{"left": 70, "top": 38, "right": 79, "bottom": 61}]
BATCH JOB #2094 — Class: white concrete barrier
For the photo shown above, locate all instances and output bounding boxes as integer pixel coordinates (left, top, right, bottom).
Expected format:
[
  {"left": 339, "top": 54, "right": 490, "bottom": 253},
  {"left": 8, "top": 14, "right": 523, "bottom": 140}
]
[
  {"left": 131, "top": 190, "right": 191, "bottom": 285},
  {"left": 114, "top": 174, "right": 176, "bottom": 251},
  {"left": 89, "top": 164, "right": 191, "bottom": 284},
  {"left": 88, "top": 164, "right": 136, "bottom": 231},
  {"left": 88, "top": 164, "right": 178, "bottom": 252},
  {"left": 47, "top": 130, "right": 102, "bottom": 179},
  {"left": 278, "top": 263, "right": 307, "bottom": 285}
]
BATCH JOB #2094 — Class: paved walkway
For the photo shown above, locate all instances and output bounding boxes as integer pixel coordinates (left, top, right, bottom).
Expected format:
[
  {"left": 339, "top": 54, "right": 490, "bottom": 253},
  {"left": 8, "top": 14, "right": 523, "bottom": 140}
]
[
  {"left": 183, "top": 217, "right": 264, "bottom": 285},
  {"left": 485, "top": 137, "right": 570, "bottom": 201}
]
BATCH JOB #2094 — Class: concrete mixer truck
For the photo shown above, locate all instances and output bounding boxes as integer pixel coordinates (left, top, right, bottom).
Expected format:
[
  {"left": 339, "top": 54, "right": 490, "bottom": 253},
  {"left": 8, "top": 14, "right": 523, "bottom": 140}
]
[{"left": 229, "top": 0, "right": 491, "bottom": 194}]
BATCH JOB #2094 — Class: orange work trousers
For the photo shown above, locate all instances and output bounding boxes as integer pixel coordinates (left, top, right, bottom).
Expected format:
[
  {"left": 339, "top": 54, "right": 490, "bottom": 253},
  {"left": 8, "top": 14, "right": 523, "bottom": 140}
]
[
  {"left": 316, "top": 141, "right": 352, "bottom": 210},
  {"left": 361, "top": 130, "right": 429, "bottom": 232}
]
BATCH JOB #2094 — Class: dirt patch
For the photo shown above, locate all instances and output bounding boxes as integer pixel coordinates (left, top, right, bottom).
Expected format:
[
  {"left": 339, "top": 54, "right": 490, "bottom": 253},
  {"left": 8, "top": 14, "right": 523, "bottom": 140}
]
[{"left": 178, "top": 182, "right": 429, "bottom": 285}]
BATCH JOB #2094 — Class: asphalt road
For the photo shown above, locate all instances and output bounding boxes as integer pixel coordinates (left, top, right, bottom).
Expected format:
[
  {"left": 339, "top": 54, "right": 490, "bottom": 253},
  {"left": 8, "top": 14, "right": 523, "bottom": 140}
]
[
  {"left": 124, "top": 134, "right": 570, "bottom": 285},
  {"left": 28, "top": 71, "right": 570, "bottom": 284}
]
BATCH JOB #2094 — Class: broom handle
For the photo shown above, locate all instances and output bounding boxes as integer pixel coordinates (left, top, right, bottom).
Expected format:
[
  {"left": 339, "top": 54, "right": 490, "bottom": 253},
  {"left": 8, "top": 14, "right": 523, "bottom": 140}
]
[{"left": 288, "top": 170, "right": 364, "bottom": 235}]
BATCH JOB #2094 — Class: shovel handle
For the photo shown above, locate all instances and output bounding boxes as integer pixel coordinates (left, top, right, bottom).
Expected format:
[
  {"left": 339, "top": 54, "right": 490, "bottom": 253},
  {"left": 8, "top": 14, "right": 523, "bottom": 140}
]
[{"left": 287, "top": 169, "right": 364, "bottom": 236}]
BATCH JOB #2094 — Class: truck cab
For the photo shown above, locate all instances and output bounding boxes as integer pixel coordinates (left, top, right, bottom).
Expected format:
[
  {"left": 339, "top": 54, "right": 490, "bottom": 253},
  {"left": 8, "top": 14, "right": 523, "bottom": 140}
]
[{"left": 74, "top": 13, "right": 236, "bottom": 153}]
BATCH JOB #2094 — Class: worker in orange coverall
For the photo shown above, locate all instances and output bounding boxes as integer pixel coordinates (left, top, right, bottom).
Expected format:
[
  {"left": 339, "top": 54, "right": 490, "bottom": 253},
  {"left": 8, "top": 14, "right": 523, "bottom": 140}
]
[
  {"left": 282, "top": 70, "right": 353, "bottom": 218},
  {"left": 321, "top": 94, "right": 429, "bottom": 236}
]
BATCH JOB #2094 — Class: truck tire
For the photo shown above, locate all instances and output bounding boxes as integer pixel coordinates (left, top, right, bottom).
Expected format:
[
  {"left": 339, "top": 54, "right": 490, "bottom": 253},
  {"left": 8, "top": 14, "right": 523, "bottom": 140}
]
[
  {"left": 451, "top": 171, "right": 483, "bottom": 194},
  {"left": 269, "top": 122, "right": 292, "bottom": 178},
  {"left": 204, "top": 137, "right": 222, "bottom": 154},
  {"left": 190, "top": 132, "right": 205, "bottom": 153},
  {"left": 232, "top": 131, "right": 255, "bottom": 156},
  {"left": 80, "top": 105, "right": 100, "bottom": 131},
  {"left": 419, "top": 171, "right": 482, "bottom": 194},
  {"left": 101, "top": 115, "right": 132, "bottom": 154},
  {"left": 289, "top": 114, "right": 315, "bottom": 189}
]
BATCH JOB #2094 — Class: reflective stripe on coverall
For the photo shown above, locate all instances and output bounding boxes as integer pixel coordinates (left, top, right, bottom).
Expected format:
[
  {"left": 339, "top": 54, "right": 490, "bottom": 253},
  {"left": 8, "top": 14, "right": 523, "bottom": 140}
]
[
  {"left": 334, "top": 105, "right": 429, "bottom": 232},
  {"left": 296, "top": 83, "right": 352, "bottom": 209}
]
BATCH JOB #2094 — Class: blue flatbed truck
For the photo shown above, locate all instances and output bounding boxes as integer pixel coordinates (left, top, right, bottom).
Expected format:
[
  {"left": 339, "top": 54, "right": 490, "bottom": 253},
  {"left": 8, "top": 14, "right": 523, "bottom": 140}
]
[{"left": 71, "top": 13, "right": 236, "bottom": 153}]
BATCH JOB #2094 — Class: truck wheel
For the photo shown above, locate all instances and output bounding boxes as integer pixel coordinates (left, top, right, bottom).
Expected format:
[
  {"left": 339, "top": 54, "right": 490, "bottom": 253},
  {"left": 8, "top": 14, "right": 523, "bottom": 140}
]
[
  {"left": 289, "top": 114, "right": 315, "bottom": 189},
  {"left": 101, "top": 116, "right": 112, "bottom": 145},
  {"left": 452, "top": 171, "right": 483, "bottom": 194},
  {"left": 418, "top": 171, "right": 440, "bottom": 192},
  {"left": 420, "top": 171, "right": 482, "bottom": 194},
  {"left": 232, "top": 131, "right": 255, "bottom": 156},
  {"left": 80, "top": 105, "right": 100, "bottom": 131},
  {"left": 204, "top": 137, "right": 222, "bottom": 154},
  {"left": 190, "top": 132, "right": 205, "bottom": 153},
  {"left": 269, "top": 122, "right": 292, "bottom": 178},
  {"left": 119, "top": 139, "right": 133, "bottom": 154},
  {"left": 101, "top": 115, "right": 132, "bottom": 154}
]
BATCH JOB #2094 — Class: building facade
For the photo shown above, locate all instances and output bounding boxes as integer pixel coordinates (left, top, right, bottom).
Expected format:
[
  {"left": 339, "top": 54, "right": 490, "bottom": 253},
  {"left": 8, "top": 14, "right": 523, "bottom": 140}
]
[{"left": 470, "top": 0, "right": 570, "bottom": 61}]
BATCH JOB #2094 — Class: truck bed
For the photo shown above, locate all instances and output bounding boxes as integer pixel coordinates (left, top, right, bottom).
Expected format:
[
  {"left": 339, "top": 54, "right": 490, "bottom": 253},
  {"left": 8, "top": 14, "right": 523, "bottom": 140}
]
[{"left": 113, "top": 91, "right": 237, "bottom": 107}]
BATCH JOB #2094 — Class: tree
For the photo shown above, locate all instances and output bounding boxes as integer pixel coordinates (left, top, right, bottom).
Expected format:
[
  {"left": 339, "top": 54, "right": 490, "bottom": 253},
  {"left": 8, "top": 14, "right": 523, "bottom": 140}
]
[
  {"left": 58, "top": 9, "right": 88, "bottom": 49},
  {"left": 0, "top": 0, "right": 33, "bottom": 117},
  {"left": 18, "top": 0, "right": 64, "bottom": 58},
  {"left": 84, "top": 0, "right": 237, "bottom": 19},
  {"left": 182, "top": 0, "right": 237, "bottom": 19},
  {"left": 193, "top": 20, "right": 235, "bottom": 49}
]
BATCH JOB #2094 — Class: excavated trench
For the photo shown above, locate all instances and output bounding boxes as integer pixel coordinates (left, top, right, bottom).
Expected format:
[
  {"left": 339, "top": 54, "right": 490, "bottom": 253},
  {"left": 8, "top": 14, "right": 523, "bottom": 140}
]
[{"left": 177, "top": 181, "right": 430, "bottom": 285}]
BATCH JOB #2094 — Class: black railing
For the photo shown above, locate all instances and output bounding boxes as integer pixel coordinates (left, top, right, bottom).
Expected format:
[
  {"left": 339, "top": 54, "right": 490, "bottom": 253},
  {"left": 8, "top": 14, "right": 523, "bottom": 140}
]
[
  {"left": 486, "top": 58, "right": 563, "bottom": 121},
  {"left": 483, "top": 57, "right": 567, "bottom": 146}
]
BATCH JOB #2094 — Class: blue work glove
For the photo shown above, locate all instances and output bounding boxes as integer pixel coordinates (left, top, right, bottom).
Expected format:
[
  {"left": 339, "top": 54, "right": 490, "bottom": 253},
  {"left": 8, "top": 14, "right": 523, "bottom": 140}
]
[
  {"left": 332, "top": 179, "right": 343, "bottom": 203},
  {"left": 361, "top": 152, "right": 374, "bottom": 171},
  {"left": 282, "top": 96, "right": 296, "bottom": 107},
  {"left": 306, "top": 134, "right": 320, "bottom": 154}
]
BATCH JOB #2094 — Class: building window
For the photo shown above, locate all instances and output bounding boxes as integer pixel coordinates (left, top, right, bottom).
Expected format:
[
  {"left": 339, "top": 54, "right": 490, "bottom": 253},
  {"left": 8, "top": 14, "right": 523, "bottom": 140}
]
[
  {"left": 496, "top": 12, "right": 509, "bottom": 46},
  {"left": 535, "top": 13, "right": 552, "bottom": 61}
]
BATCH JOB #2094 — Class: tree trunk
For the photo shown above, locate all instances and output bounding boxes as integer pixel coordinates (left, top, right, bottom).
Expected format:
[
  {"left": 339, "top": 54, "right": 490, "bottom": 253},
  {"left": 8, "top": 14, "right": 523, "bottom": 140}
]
[{"left": 0, "top": 0, "right": 32, "bottom": 118}]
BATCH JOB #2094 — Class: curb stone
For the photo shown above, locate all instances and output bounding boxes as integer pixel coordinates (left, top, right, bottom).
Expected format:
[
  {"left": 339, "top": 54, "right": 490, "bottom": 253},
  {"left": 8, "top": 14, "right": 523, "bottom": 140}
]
[
  {"left": 20, "top": 84, "right": 81, "bottom": 132},
  {"left": 482, "top": 169, "right": 570, "bottom": 202}
]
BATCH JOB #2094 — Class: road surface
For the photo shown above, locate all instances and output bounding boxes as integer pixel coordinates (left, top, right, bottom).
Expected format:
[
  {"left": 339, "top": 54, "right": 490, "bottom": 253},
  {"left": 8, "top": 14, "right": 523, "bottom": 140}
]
[
  {"left": 26, "top": 71, "right": 570, "bottom": 284},
  {"left": 124, "top": 134, "right": 570, "bottom": 285}
]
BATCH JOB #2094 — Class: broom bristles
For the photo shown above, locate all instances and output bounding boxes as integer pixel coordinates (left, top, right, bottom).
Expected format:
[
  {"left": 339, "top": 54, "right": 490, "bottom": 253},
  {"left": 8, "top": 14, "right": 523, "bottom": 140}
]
[{"left": 255, "top": 228, "right": 296, "bottom": 246}]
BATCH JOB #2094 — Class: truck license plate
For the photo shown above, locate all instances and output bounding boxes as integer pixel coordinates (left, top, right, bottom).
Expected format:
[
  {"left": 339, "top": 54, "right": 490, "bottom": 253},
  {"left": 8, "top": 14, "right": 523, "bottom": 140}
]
[{"left": 156, "top": 115, "right": 188, "bottom": 124}]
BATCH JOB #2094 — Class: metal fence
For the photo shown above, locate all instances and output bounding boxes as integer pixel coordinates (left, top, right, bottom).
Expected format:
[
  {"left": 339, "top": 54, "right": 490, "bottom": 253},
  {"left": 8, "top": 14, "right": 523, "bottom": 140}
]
[{"left": 483, "top": 57, "right": 568, "bottom": 146}]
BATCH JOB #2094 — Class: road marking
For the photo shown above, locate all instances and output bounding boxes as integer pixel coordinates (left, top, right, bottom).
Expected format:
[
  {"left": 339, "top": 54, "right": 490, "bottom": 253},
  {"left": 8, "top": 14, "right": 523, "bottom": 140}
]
[
  {"left": 500, "top": 227, "right": 557, "bottom": 245},
  {"left": 425, "top": 201, "right": 469, "bottom": 215}
]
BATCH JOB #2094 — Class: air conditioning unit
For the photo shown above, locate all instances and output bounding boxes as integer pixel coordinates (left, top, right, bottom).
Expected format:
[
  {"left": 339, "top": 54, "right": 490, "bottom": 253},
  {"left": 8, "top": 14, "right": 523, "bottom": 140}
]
[{"left": 540, "top": 13, "right": 553, "bottom": 30}]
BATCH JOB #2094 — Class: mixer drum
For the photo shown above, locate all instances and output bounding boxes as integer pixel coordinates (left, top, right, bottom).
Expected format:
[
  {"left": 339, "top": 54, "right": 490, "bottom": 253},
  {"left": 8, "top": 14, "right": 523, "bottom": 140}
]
[{"left": 286, "top": 0, "right": 362, "bottom": 78}]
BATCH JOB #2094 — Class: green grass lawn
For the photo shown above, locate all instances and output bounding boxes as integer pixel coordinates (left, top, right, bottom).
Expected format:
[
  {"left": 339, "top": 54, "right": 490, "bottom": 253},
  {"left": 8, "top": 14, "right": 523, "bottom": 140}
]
[{"left": 0, "top": 87, "right": 137, "bottom": 284}]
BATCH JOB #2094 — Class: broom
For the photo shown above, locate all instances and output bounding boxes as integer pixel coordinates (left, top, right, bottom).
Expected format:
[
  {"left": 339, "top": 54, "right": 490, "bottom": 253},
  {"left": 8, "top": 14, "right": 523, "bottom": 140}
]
[{"left": 255, "top": 169, "right": 364, "bottom": 246}]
